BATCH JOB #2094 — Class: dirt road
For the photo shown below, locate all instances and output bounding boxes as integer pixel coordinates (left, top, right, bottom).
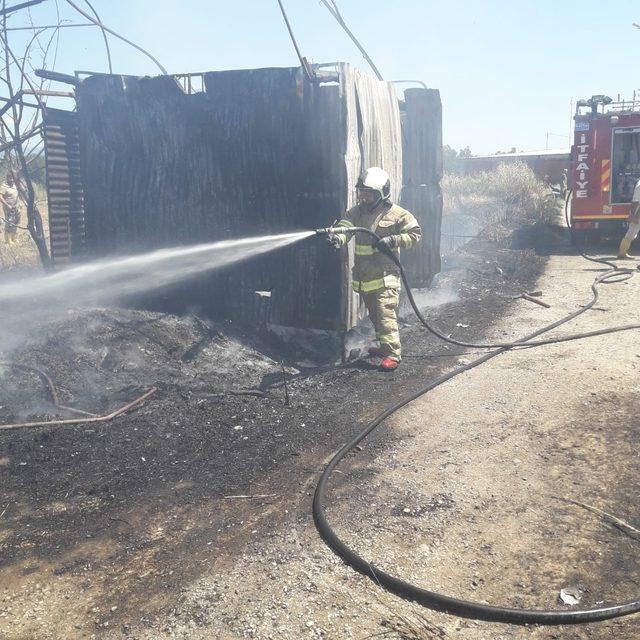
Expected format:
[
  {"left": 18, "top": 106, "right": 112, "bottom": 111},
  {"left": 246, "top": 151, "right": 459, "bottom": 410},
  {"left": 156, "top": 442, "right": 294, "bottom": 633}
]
[{"left": 2, "top": 232, "right": 640, "bottom": 639}]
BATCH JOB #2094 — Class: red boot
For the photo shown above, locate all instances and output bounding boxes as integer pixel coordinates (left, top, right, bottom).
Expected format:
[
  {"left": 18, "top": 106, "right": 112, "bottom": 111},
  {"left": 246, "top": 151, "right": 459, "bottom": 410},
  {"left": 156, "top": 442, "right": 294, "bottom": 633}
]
[
  {"left": 368, "top": 345, "right": 384, "bottom": 357},
  {"left": 380, "top": 357, "right": 399, "bottom": 371}
]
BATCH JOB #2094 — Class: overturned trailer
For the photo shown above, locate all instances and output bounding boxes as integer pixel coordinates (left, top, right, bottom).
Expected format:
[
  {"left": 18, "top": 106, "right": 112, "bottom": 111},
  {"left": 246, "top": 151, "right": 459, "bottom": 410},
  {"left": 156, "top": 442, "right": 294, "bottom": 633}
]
[{"left": 43, "top": 64, "right": 442, "bottom": 332}]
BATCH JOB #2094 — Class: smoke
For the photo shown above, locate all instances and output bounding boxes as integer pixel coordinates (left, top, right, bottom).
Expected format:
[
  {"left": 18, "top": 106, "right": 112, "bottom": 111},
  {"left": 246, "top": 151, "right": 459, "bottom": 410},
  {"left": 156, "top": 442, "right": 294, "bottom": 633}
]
[
  {"left": 0, "top": 367, "right": 56, "bottom": 422},
  {"left": 342, "top": 285, "right": 459, "bottom": 358},
  {"left": 0, "top": 231, "right": 313, "bottom": 356},
  {"left": 399, "top": 286, "right": 458, "bottom": 318},
  {"left": 440, "top": 212, "right": 481, "bottom": 256},
  {"left": 343, "top": 324, "right": 370, "bottom": 358}
]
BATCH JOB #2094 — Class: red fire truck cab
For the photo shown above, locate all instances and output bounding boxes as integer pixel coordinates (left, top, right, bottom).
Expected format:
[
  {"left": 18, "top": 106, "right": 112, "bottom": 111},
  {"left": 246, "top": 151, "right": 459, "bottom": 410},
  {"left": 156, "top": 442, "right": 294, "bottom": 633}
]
[{"left": 570, "top": 95, "right": 640, "bottom": 235}]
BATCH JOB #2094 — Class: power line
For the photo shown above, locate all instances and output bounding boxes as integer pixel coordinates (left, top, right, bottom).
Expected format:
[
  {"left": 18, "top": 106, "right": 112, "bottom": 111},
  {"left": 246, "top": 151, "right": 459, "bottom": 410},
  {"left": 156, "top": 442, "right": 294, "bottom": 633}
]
[
  {"left": 63, "top": 0, "right": 167, "bottom": 74},
  {"left": 275, "top": 0, "right": 314, "bottom": 81},
  {"left": 81, "top": 0, "right": 112, "bottom": 74},
  {"left": 6, "top": 23, "right": 94, "bottom": 30},
  {"left": 318, "top": 0, "right": 383, "bottom": 80}
]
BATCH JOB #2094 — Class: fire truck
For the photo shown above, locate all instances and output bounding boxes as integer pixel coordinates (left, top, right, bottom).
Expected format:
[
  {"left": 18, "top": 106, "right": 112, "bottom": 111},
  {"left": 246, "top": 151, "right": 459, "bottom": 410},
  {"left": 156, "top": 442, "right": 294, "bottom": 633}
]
[{"left": 570, "top": 94, "right": 640, "bottom": 236}]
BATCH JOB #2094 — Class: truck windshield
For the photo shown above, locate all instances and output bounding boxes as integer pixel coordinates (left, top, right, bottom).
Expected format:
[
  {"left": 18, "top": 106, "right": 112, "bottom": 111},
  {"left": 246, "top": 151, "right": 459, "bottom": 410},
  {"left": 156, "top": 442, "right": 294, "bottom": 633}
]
[{"left": 612, "top": 127, "right": 640, "bottom": 203}]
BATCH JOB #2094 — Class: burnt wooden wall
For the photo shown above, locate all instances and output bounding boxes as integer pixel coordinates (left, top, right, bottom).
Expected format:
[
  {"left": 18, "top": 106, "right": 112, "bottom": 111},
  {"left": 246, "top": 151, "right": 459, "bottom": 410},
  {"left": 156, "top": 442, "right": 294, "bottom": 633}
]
[
  {"left": 400, "top": 88, "right": 443, "bottom": 286},
  {"left": 73, "top": 65, "right": 441, "bottom": 331}
]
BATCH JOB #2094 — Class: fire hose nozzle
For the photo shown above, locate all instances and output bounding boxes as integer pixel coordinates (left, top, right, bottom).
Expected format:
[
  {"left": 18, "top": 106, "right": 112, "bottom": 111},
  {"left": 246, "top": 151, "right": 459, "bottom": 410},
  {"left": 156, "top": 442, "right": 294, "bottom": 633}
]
[
  {"left": 315, "top": 226, "right": 383, "bottom": 249},
  {"left": 316, "top": 227, "right": 366, "bottom": 236},
  {"left": 314, "top": 226, "right": 353, "bottom": 235}
]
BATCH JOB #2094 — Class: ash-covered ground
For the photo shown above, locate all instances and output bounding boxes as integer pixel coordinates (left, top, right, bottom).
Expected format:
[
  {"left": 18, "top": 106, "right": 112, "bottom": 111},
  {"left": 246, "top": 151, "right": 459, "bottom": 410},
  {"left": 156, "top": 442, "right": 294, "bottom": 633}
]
[
  {"left": 11, "top": 228, "right": 636, "bottom": 640},
  {"left": 0, "top": 309, "right": 289, "bottom": 424}
]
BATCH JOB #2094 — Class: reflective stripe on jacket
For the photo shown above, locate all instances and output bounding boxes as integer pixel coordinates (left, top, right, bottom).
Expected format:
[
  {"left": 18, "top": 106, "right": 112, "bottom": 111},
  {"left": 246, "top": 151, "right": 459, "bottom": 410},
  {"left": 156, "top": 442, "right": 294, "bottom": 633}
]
[{"left": 335, "top": 201, "right": 421, "bottom": 293}]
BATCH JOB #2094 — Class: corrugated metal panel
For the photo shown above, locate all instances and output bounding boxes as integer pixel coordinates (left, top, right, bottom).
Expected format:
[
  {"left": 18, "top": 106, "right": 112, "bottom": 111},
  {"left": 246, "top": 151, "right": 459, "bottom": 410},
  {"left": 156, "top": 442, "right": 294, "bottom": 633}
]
[
  {"left": 400, "top": 88, "right": 443, "bottom": 286},
  {"left": 43, "top": 108, "right": 85, "bottom": 266},
  {"left": 343, "top": 66, "right": 405, "bottom": 328}
]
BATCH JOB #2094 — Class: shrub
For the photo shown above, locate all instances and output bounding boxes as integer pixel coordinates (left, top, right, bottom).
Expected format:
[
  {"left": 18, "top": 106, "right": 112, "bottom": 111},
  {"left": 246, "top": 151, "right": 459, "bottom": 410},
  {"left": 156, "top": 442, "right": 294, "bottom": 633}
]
[{"left": 442, "top": 162, "right": 561, "bottom": 238}]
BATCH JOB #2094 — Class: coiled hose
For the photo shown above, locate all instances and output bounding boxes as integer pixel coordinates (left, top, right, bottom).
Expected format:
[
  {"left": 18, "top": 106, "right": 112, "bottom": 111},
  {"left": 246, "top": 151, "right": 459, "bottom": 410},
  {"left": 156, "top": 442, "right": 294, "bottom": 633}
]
[{"left": 313, "top": 217, "right": 640, "bottom": 624}]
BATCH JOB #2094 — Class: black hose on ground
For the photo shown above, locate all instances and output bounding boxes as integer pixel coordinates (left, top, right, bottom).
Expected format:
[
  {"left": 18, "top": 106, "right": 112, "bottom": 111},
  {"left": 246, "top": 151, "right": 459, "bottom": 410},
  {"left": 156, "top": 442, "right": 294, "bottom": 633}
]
[
  {"left": 312, "top": 220, "right": 640, "bottom": 625},
  {"left": 334, "top": 226, "right": 640, "bottom": 350}
]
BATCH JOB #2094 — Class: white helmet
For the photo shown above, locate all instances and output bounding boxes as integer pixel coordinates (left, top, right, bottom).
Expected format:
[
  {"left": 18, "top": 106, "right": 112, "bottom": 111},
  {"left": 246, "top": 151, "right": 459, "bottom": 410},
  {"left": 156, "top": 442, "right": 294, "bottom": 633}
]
[{"left": 356, "top": 167, "right": 391, "bottom": 202}]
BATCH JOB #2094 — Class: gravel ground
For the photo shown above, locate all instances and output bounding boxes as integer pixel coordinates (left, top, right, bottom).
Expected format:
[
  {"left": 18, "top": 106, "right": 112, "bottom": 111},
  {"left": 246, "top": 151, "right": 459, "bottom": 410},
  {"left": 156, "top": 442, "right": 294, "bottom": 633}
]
[{"left": 2, "top": 227, "right": 640, "bottom": 639}]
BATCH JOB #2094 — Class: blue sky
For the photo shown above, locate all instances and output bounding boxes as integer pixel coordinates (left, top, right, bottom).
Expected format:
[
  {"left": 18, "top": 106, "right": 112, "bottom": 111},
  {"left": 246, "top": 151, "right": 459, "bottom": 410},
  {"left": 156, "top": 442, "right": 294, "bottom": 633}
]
[{"left": 9, "top": 1, "right": 640, "bottom": 154}]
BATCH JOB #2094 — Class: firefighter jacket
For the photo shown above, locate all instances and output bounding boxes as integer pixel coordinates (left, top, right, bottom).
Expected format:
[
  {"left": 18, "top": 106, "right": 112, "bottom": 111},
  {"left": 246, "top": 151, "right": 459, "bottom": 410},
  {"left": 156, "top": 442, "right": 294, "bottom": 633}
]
[{"left": 335, "top": 201, "right": 421, "bottom": 294}]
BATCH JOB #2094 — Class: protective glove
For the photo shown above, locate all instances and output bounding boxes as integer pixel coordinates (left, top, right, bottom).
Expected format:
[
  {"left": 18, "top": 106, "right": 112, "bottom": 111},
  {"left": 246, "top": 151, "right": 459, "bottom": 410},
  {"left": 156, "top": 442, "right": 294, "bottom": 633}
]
[
  {"left": 373, "top": 235, "right": 396, "bottom": 253},
  {"left": 326, "top": 233, "right": 343, "bottom": 250}
]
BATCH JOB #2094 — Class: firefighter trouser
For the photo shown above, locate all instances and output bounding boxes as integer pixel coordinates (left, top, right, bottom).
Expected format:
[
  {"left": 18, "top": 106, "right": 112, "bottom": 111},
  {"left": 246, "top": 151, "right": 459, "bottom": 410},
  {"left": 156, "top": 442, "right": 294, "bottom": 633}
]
[
  {"left": 361, "top": 287, "right": 401, "bottom": 360},
  {"left": 618, "top": 220, "right": 640, "bottom": 258},
  {"left": 623, "top": 221, "right": 640, "bottom": 242}
]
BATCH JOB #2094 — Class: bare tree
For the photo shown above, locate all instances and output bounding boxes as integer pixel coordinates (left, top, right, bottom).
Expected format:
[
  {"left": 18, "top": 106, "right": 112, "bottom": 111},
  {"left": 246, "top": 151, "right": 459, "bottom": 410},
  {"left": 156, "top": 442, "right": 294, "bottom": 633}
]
[
  {"left": 0, "top": 0, "right": 64, "bottom": 267},
  {"left": 0, "top": 0, "right": 166, "bottom": 269}
]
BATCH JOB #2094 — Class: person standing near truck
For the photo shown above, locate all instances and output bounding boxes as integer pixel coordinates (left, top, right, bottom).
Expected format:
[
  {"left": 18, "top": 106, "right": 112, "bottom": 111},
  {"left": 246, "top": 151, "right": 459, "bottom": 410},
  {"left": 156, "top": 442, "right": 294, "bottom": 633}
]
[{"left": 617, "top": 178, "right": 640, "bottom": 259}]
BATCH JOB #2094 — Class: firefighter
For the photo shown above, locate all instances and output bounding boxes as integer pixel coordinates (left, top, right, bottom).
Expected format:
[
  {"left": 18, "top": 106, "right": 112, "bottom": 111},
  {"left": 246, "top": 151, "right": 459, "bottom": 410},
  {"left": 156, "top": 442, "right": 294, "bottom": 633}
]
[
  {"left": 617, "top": 177, "right": 640, "bottom": 259},
  {"left": 327, "top": 167, "right": 421, "bottom": 371},
  {"left": 0, "top": 173, "right": 20, "bottom": 245}
]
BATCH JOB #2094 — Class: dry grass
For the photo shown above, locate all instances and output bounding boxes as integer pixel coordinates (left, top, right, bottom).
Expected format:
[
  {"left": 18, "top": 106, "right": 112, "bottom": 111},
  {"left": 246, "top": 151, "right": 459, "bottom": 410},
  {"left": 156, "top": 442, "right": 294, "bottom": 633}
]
[
  {"left": 371, "top": 613, "right": 446, "bottom": 639},
  {"left": 442, "top": 162, "right": 561, "bottom": 240},
  {"left": 0, "top": 193, "right": 48, "bottom": 272},
  {"left": 355, "top": 590, "right": 446, "bottom": 640}
]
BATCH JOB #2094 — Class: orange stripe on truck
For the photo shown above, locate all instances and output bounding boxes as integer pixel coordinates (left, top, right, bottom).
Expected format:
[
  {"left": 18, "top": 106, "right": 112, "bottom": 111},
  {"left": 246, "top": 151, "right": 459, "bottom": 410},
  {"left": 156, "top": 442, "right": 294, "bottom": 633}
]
[{"left": 601, "top": 159, "right": 611, "bottom": 192}]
